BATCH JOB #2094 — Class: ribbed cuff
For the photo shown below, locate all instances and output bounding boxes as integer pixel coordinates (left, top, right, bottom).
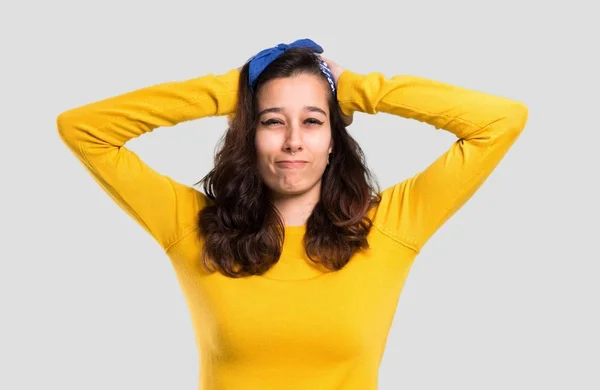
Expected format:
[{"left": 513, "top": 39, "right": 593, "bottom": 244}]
[{"left": 336, "top": 70, "right": 366, "bottom": 116}]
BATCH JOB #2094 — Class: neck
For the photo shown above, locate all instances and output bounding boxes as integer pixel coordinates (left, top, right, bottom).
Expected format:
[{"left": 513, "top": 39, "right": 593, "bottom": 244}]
[{"left": 270, "top": 182, "right": 321, "bottom": 226}]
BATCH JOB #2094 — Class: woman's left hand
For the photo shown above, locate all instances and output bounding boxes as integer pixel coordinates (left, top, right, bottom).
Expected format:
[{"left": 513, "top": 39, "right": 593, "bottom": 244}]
[{"left": 322, "top": 57, "right": 353, "bottom": 126}]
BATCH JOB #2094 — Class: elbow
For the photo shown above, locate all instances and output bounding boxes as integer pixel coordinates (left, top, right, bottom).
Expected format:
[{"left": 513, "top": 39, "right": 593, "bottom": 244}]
[
  {"left": 484, "top": 101, "right": 528, "bottom": 146},
  {"left": 507, "top": 101, "right": 529, "bottom": 136},
  {"left": 56, "top": 110, "right": 80, "bottom": 149},
  {"left": 56, "top": 111, "right": 70, "bottom": 133}
]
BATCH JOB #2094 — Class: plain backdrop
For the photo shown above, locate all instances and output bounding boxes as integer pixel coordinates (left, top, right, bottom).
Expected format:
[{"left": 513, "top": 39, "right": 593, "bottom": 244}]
[{"left": 2, "top": 0, "right": 599, "bottom": 389}]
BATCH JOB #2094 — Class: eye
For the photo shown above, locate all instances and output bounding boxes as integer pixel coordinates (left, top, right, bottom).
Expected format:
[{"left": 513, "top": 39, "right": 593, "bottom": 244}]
[
  {"left": 259, "top": 118, "right": 324, "bottom": 127},
  {"left": 262, "top": 119, "right": 281, "bottom": 126},
  {"left": 260, "top": 119, "right": 283, "bottom": 126},
  {"left": 305, "top": 118, "right": 324, "bottom": 126}
]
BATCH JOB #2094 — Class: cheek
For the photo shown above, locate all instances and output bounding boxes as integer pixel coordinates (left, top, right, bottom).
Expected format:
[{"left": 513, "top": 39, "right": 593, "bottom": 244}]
[
  {"left": 305, "top": 132, "right": 332, "bottom": 156},
  {"left": 255, "top": 132, "right": 279, "bottom": 160},
  {"left": 254, "top": 132, "right": 283, "bottom": 180}
]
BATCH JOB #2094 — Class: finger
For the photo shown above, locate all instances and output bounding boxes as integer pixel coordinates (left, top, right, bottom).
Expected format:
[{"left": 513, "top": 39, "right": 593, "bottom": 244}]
[{"left": 342, "top": 113, "right": 353, "bottom": 127}]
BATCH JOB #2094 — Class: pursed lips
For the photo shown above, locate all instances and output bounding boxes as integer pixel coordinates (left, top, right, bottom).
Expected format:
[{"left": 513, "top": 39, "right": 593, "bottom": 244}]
[{"left": 275, "top": 160, "right": 309, "bottom": 168}]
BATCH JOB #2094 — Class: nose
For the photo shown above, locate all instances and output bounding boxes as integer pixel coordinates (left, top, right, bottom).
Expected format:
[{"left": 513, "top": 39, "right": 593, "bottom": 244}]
[{"left": 282, "top": 123, "right": 303, "bottom": 154}]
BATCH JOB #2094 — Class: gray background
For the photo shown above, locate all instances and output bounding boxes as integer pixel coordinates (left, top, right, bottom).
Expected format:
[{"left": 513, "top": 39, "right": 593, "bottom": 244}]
[{"left": 2, "top": 0, "right": 599, "bottom": 389}]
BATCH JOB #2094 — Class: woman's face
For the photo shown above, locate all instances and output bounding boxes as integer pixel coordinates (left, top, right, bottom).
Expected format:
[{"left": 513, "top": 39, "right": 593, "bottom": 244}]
[{"left": 254, "top": 73, "right": 333, "bottom": 198}]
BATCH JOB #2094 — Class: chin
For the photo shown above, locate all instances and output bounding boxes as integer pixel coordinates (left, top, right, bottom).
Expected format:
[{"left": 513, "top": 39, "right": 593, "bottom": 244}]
[
  {"left": 274, "top": 185, "right": 309, "bottom": 196},
  {"left": 269, "top": 179, "right": 318, "bottom": 197},
  {"left": 262, "top": 173, "right": 323, "bottom": 198}
]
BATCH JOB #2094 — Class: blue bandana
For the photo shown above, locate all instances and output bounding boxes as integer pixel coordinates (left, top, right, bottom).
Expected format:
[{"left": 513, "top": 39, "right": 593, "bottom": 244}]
[{"left": 247, "top": 38, "right": 336, "bottom": 95}]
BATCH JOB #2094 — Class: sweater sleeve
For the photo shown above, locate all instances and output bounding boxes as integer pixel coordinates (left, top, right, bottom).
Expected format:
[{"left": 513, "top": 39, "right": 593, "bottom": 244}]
[
  {"left": 337, "top": 70, "right": 528, "bottom": 253},
  {"left": 57, "top": 68, "right": 240, "bottom": 252}
]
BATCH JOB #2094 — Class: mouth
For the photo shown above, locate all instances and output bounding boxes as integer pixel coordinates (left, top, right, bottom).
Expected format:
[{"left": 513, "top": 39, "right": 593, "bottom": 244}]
[{"left": 275, "top": 160, "right": 309, "bottom": 168}]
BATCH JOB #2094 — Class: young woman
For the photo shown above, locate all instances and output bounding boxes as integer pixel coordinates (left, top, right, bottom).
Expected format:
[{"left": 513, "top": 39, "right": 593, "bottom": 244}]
[{"left": 57, "top": 38, "right": 528, "bottom": 389}]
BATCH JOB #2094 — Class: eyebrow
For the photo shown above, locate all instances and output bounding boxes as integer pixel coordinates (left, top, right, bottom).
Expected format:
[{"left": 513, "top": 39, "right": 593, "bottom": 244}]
[{"left": 258, "top": 106, "right": 327, "bottom": 117}]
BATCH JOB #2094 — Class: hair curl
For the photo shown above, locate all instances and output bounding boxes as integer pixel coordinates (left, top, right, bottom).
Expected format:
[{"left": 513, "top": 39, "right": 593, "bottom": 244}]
[{"left": 196, "top": 48, "right": 381, "bottom": 278}]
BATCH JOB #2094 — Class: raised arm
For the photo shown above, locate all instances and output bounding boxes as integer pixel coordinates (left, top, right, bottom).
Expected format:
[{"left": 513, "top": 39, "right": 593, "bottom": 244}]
[
  {"left": 336, "top": 70, "right": 528, "bottom": 253},
  {"left": 57, "top": 68, "right": 240, "bottom": 251}
]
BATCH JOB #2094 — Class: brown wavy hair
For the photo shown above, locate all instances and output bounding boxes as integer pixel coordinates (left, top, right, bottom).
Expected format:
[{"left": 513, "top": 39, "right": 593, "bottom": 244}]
[{"left": 196, "top": 47, "right": 381, "bottom": 278}]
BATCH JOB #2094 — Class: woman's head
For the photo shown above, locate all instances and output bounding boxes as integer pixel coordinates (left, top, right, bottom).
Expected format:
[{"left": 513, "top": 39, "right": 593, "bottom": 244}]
[
  {"left": 255, "top": 70, "right": 332, "bottom": 199},
  {"left": 197, "top": 46, "right": 381, "bottom": 278},
  {"left": 241, "top": 48, "right": 347, "bottom": 199}
]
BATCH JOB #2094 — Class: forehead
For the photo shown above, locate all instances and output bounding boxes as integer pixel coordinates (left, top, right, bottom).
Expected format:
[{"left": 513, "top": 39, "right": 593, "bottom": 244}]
[{"left": 256, "top": 73, "right": 330, "bottom": 112}]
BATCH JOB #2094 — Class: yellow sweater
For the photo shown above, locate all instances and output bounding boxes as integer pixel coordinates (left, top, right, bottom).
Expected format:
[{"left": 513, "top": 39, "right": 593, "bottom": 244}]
[{"left": 57, "top": 68, "right": 528, "bottom": 389}]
